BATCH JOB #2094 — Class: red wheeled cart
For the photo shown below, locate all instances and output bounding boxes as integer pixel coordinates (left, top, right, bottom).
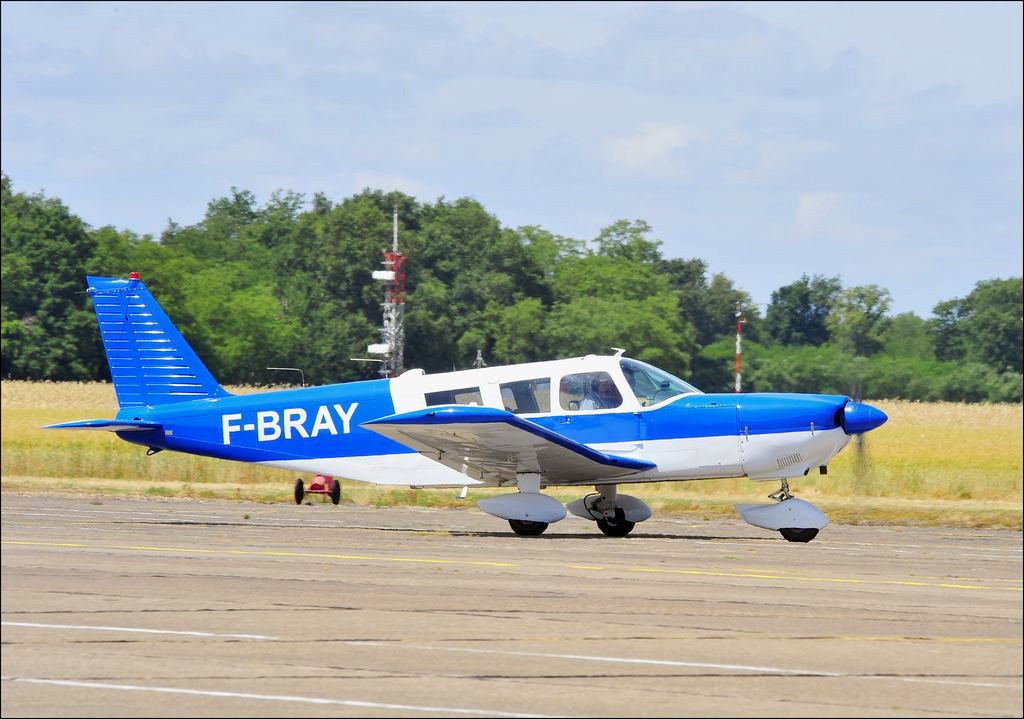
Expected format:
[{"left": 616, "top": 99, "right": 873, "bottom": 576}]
[{"left": 294, "top": 475, "right": 341, "bottom": 505}]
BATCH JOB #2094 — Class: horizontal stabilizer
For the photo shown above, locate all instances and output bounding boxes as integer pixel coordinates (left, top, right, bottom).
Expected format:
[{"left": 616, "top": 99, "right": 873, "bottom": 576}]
[
  {"left": 363, "top": 405, "right": 655, "bottom": 485},
  {"left": 44, "top": 418, "right": 163, "bottom": 433}
]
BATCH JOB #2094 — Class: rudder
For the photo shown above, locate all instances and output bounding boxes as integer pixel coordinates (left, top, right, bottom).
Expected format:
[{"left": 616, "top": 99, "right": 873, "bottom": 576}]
[{"left": 87, "top": 274, "right": 231, "bottom": 408}]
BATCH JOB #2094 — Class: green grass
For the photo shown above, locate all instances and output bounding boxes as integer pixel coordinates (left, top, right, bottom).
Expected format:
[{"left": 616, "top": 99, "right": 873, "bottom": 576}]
[{"left": 2, "top": 381, "right": 1021, "bottom": 528}]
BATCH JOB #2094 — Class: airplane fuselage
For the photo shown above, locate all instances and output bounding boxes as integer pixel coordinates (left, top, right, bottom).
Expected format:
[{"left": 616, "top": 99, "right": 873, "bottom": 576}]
[{"left": 112, "top": 355, "right": 855, "bottom": 488}]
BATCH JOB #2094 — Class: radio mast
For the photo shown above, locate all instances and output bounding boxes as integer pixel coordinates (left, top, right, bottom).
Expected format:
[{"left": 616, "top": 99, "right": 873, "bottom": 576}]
[
  {"left": 367, "top": 205, "right": 406, "bottom": 378},
  {"left": 735, "top": 304, "right": 745, "bottom": 393}
]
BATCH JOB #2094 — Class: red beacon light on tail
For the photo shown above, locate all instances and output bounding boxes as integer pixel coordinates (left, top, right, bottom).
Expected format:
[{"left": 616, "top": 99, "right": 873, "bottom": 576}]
[{"left": 128, "top": 272, "right": 141, "bottom": 280}]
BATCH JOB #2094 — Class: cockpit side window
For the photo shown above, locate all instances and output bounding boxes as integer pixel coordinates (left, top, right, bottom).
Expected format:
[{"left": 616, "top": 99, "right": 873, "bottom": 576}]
[
  {"left": 559, "top": 371, "right": 623, "bottom": 411},
  {"left": 620, "top": 358, "right": 701, "bottom": 406},
  {"left": 425, "top": 386, "right": 483, "bottom": 407},
  {"left": 498, "top": 378, "right": 551, "bottom": 414}
]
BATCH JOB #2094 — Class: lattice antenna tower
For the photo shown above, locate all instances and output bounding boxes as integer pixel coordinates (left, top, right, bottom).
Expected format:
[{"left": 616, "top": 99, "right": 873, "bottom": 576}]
[
  {"left": 735, "top": 303, "right": 745, "bottom": 393},
  {"left": 368, "top": 205, "right": 406, "bottom": 378}
]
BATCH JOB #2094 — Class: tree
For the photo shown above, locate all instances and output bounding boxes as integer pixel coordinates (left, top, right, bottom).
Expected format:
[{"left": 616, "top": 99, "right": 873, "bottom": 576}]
[
  {"left": 544, "top": 294, "right": 695, "bottom": 375},
  {"left": 554, "top": 253, "right": 666, "bottom": 304},
  {"left": 827, "top": 285, "right": 892, "bottom": 357},
  {"left": 1, "top": 174, "right": 100, "bottom": 379},
  {"left": 764, "top": 274, "right": 841, "bottom": 346},
  {"left": 403, "top": 197, "right": 551, "bottom": 372},
  {"left": 931, "top": 278, "right": 1022, "bottom": 373},
  {"left": 703, "top": 273, "right": 761, "bottom": 344},
  {"left": 660, "top": 259, "right": 762, "bottom": 347},
  {"left": 594, "top": 219, "right": 663, "bottom": 264},
  {"left": 882, "top": 312, "right": 934, "bottom": 359},
  {"left": 2, "top": 171, "right": 1016, "bottom": 404},
  {"left": 511, "top": 225, "right": 585, "bottom": 276},
  {"left": 276, "top": 190, "right": 405, "bottom": 382},
  {"left": 492, "top": 298, "right": 548, "bottom": 364}
]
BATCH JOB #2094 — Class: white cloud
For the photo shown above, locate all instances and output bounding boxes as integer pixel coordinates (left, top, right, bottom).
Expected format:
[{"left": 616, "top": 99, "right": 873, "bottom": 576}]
[
  {"left": 795, "top": 191, "right": 847, "bottom": 233},
  {"left": 727, "top": 136, "right": 833, "bottom": 184},
  {"left": 600, "top": 122, "right": 704, "bottom": 176},
  {"left": 736, "top": 1, "right": 1023, "bottom": 104}
]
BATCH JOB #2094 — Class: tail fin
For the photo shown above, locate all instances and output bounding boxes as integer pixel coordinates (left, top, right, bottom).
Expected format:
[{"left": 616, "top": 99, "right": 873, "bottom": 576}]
[{"left": 87, "top": 274, "right": 231, "bottom": 408}]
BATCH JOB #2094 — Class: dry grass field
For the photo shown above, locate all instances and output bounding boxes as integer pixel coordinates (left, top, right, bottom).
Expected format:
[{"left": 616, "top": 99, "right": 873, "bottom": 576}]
[{"left": 2, "top": 381, "right": 1021, "bottom": 528}]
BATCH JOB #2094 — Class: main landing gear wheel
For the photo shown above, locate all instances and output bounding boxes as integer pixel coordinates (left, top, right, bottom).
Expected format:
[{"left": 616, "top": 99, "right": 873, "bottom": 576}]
[
  {"left": 509, "top": 519, "right": 548, "bottom": 536},
  {"left": 330, "top": 479, "right": 341, "bottom": 505},
  {"left": 294, "top": 478, "right": 304, "bottom": 505},
  {"left": 780, "top": 527, "right": 819, "bottom": 543},
  {"left": 596, "top": 518, "right": 636, "bottom": 537}
]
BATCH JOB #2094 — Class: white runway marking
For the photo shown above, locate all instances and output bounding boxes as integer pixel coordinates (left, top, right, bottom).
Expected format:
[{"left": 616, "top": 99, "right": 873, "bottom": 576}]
[
  {"left": 342, "top": 643, "right": 1020, "bottom": 688},
  {"left": 342, "top": 641, "right": 843, "bottom": 676},
  {"left": 857, "top": 676, "right": 1019, "bottom": 689},
  {"left": 0, "top": 677, "right": 558, "bottom": 718},
  {"left": 1, "top": 622, "right": 276, "bottom": 640}
]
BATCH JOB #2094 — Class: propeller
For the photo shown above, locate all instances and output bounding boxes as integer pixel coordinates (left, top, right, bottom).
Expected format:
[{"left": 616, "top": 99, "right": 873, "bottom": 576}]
[
  {"left": 843, "top": 379, "right": 888, "bottom": 484},
  {"left": 847, "top": 381, "right": 864, "bottom": 481}
]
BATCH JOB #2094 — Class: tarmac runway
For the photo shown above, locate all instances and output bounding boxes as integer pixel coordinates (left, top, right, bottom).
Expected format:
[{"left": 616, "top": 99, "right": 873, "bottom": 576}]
[{"left": 1, "top": 493, "right": 1021, "bottom": 717}]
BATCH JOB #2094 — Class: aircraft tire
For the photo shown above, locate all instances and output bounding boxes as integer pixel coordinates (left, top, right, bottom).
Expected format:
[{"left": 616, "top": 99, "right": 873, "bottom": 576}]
[
  {"left": 508, "top": 519, "right": 548, "bottom": 536},
  {"left": 596, "top": 518, "right": 636, "bottom": 537},
  {"left": 330, "top": 479, "right": 341, "bottom": 505},
  {"left": 779, "top": 527, "right": 819, "bottom": 543},
  {"left": 294, "top": 478, "right": 304, "bottom": 505}
]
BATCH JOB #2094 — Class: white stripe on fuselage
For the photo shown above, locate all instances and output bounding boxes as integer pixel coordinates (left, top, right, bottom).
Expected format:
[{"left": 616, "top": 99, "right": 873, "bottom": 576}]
[
  {"left": 259, "top": 452, "right": 481, "bottom": 487},
  {"left": 263, "top": 428, "right": 850, "bottom": 488},
  {"left": 740, "top": 427, "right": 850, "bottom": 480},
  {"left": 595, "top": 427, "right": 850, "bottom": 482}
]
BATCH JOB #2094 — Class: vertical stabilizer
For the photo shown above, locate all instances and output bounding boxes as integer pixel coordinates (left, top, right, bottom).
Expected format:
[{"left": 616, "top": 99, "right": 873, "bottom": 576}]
[{"left": 87, "top": 274, "right": 231, "bottom": 408}]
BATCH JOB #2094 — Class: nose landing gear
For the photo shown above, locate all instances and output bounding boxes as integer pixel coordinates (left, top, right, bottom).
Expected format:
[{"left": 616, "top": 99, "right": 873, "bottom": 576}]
[
  {"left": 768, "top": 477, "right": 794, "bottom": 503},
  {"left": 779, "top": 527, "right": 819, "bottom": 543},
  {"left": 735, "top": 478, "right": 828, "bottom": 542}
]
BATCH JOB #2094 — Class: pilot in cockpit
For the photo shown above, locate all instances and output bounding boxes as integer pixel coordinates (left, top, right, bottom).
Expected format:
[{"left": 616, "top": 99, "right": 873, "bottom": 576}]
[{"left": 580, "top": 374, "right": 622, "bottom": 410}]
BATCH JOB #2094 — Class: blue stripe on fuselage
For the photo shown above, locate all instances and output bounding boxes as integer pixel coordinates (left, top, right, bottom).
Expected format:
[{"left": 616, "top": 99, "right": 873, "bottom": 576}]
[
  {"left": 113, "top": 378, "right": 413, "bottom": 462},
  {"left": 112, "top": 384, "right": 850, "bottom": 463},
  {"left": 734, "top": 393, "right": 848, "bottom": 436},
  {"left": 530, "top": 393, "right": 849, "bottom": 444}
]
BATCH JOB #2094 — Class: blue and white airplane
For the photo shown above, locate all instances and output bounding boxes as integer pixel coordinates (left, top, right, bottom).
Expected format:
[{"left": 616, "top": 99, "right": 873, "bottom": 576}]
[{"left": 47, "top": 274, "right": 888, "bottom": 542}]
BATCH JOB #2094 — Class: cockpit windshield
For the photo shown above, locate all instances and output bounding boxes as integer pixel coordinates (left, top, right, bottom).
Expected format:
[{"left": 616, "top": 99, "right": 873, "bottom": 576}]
[{"left": 620, "top": 358, "right": 702, "bottom": 407}]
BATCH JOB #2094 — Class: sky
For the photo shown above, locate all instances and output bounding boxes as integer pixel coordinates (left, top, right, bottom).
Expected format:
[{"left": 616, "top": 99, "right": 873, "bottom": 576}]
[{"left": 2, "top": 1, "right": 1021, "bottom": 318}]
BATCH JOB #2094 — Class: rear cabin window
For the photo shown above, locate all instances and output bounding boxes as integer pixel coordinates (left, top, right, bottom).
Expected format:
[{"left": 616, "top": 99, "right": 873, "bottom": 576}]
[
  {"left": 559, "top": 371, "right": 623, "bottom": 412},
  {"left": 499, "top": 378, "right": 551, "bottom": 414},
  {"left": 424, "top": 387, "right": 483, "bottom": 407}
]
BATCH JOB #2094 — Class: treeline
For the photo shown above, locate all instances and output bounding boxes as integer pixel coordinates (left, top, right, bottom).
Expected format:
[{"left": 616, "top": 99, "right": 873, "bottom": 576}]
[{"left": 2, "top": 173, "right": 1021, "bottom": 402}]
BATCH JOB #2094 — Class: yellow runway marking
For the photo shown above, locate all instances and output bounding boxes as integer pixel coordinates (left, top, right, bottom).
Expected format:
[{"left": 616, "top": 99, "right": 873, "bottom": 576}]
[
  {"left": 570, "top": 564, "right": 1022, "bottom": 591},
  {"left": 5, "top": 541, "right": 1020, "bottom": 591},
  {"left": 1, "top": 540, "right": 516, "bottom": 568}
]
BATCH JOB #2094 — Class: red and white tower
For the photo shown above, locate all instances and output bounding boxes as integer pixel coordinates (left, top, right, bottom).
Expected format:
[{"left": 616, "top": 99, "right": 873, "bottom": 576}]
[
  {"left": 368, "top": 206, "right": 406, "bottom": 378},
  {"left": 735, "top": 305, "right": 744, "bottom": 393}
]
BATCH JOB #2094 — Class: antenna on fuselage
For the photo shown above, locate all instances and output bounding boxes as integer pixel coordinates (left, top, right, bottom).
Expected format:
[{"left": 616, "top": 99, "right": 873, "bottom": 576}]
[{"left": 367, "top": 203, "right": 406, "bottom": 378}]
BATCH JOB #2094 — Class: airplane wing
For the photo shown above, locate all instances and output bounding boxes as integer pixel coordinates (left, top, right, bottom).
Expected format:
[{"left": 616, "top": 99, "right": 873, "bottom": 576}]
[{"left": 362, "top": 406, "right": 655, "bottom": 485}]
